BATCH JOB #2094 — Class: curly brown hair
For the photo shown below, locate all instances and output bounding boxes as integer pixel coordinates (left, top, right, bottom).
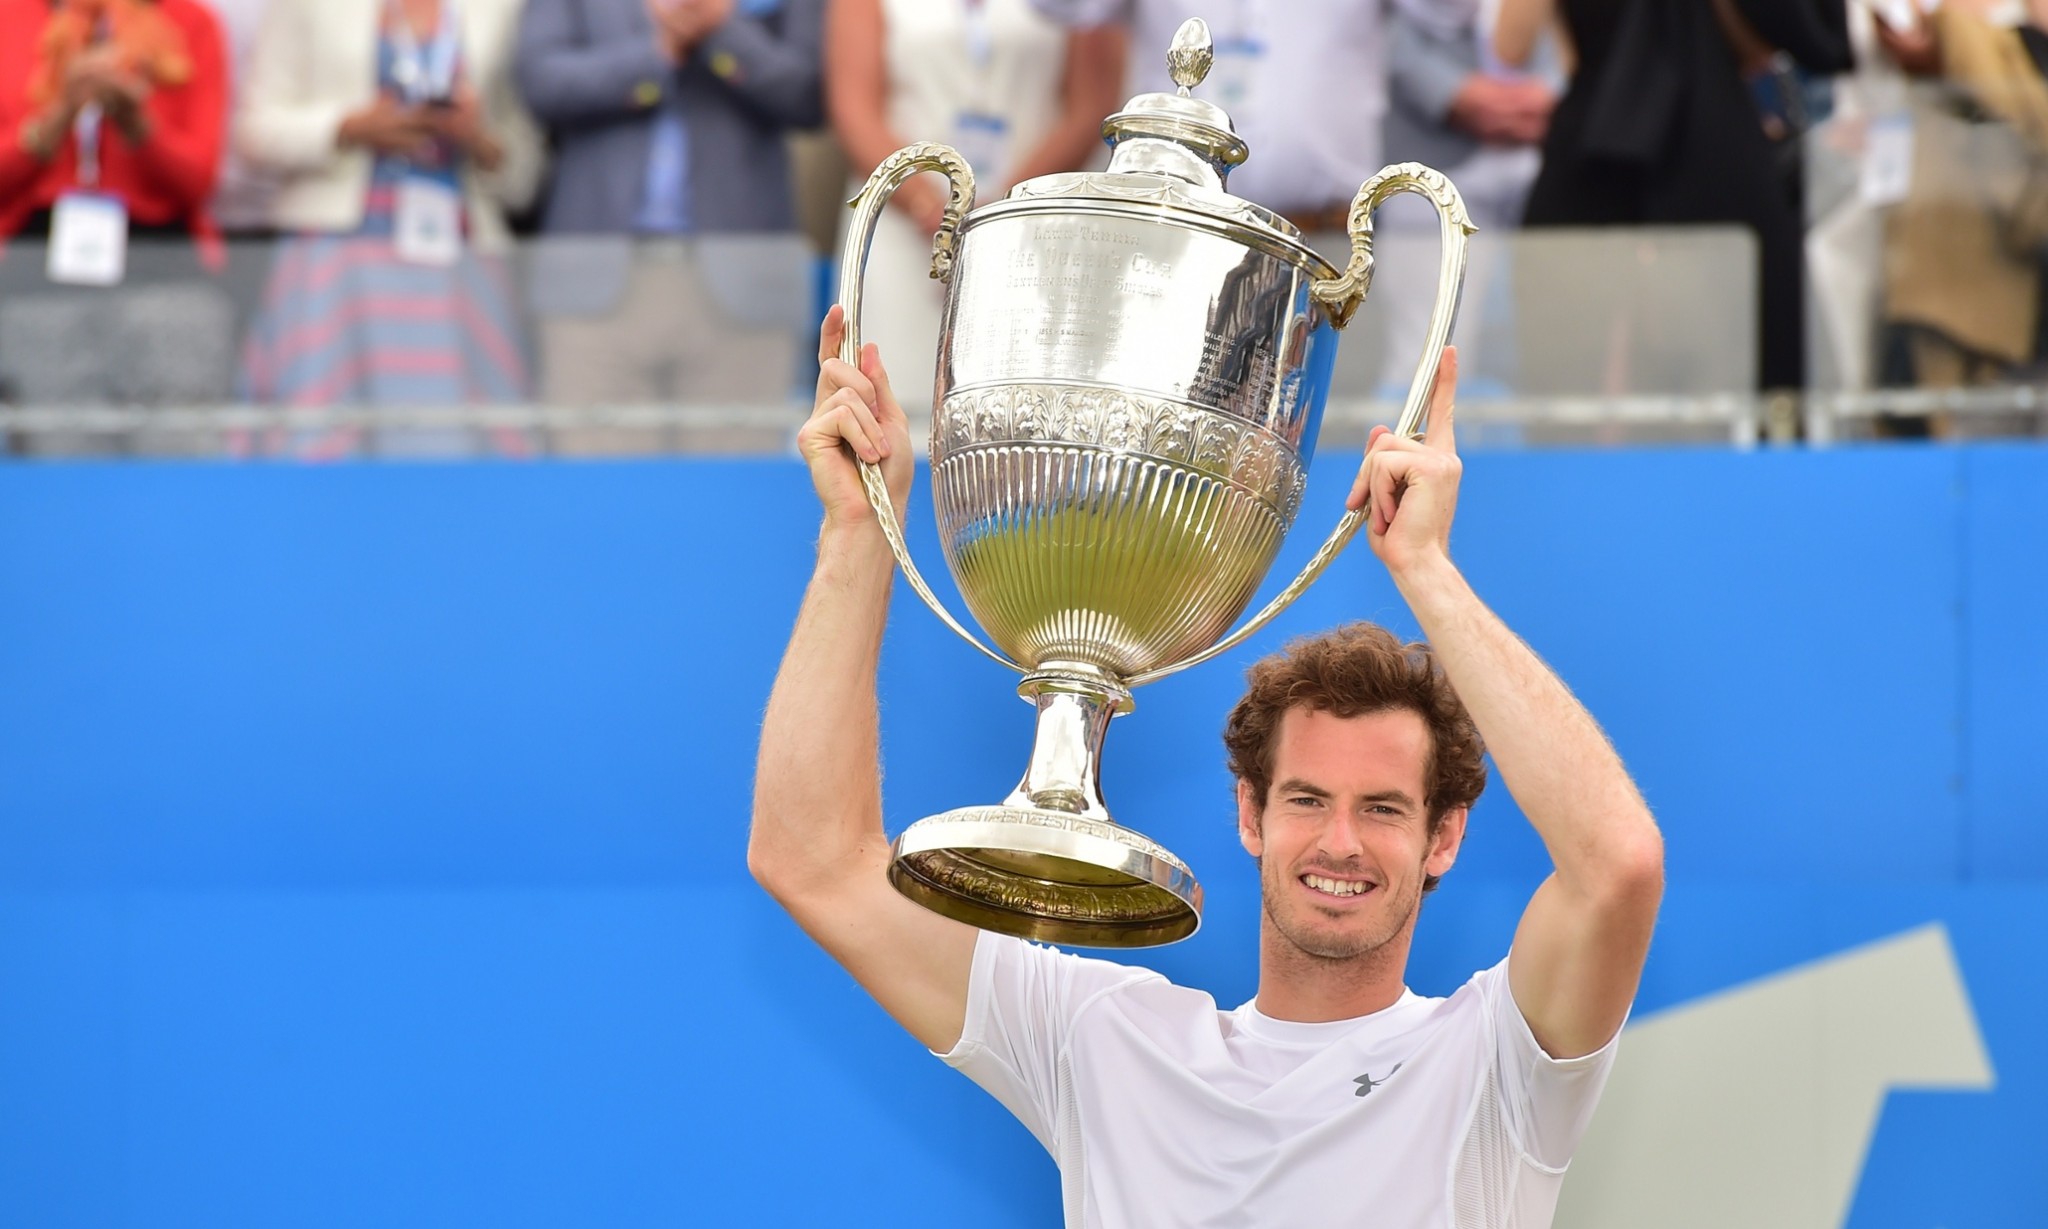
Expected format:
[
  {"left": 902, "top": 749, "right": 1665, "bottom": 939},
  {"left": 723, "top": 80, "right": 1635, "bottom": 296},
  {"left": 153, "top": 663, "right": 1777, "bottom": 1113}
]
[{"left": 1222, "top": 623, "right": 1487, "bottom": 892}]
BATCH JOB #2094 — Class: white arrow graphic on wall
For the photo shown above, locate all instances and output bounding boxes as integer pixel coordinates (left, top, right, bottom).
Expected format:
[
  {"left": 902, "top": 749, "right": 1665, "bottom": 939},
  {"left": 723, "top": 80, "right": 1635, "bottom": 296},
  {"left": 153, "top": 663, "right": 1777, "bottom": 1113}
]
[{"left": 1557, "top": 923, "right": 1994, "bottom": 1228}]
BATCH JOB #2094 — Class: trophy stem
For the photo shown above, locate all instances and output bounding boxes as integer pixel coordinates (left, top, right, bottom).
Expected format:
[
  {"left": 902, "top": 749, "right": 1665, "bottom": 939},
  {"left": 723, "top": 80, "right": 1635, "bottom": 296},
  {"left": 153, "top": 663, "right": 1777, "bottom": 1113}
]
[
  {"left": 886, "top": 665, "right": 1202, "bottom": 947},
  {"left": 1004, "top": 668, "right": 1130, "bottom": 820}
]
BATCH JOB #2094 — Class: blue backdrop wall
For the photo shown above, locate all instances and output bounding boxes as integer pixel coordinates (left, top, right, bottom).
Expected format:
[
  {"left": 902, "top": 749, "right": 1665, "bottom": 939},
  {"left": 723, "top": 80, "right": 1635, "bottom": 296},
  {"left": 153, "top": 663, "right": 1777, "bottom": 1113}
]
[{"left": 0, "top": 444, "right": 2040, "bottom": 1226}]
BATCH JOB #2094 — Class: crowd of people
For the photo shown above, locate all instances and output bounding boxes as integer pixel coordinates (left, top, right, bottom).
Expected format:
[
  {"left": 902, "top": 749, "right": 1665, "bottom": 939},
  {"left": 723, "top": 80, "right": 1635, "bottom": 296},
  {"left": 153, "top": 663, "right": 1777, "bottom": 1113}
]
[{"left": 0, "top": 0, "right": 2040, "bottom": 452}]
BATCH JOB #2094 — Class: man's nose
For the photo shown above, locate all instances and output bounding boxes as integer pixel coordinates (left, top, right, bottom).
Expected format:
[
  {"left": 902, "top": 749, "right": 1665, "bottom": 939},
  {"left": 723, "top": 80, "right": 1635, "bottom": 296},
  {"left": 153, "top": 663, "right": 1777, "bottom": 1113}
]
[{"left": 1316, "top": 813, "right": 1366, "bottom": 860}]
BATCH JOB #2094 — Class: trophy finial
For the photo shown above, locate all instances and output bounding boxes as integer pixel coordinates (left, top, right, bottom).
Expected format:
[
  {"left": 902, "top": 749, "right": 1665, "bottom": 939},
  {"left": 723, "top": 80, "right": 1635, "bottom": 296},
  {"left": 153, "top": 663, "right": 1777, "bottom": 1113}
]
[{"left": 1167, "top": 18, "right": 1213, "bottom": 96}]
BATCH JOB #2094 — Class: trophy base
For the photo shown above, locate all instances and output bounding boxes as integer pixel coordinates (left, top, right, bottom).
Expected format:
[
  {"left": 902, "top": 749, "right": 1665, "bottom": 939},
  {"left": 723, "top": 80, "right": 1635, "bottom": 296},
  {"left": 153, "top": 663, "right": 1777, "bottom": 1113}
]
[{"left": 889, "top": 805, "right": 1202, "bottom": 948}]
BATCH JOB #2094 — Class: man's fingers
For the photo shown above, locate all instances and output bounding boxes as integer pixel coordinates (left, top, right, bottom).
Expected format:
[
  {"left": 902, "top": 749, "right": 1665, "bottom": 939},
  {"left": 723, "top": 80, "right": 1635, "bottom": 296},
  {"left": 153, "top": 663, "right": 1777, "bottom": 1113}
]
[
  {"left": 1349, "top": 424, "right": 1398, "bottom": 512},
  {"left": 860, "top": 344, "right": 905, "bottom": 425},
  {"left": 1423, "top": 346, "right": 1458, "bottom": 454},
  {"left": 837, "top": 388, "right": 891, "bottom": 460},
  {"left": 1367, "top": 448, "right": 1422, "bottom": 537},
  {"left": 837, "top": 411, "right": 882, "bottom": 465},
  {"left": 817, "top": 357, "right": 877, "bottom": 412},
  {"left": 804, "top": 394, "right": 886, "bottom": 464},
  {"left": 817, "top": 304, "right": 846, "bottom": 365},
  {"left": 1369, "top": 462, "right": 1395, "bottom": 538},
  {"left": 1375, "top": 456, "right": 1401, "bottom": 536}
]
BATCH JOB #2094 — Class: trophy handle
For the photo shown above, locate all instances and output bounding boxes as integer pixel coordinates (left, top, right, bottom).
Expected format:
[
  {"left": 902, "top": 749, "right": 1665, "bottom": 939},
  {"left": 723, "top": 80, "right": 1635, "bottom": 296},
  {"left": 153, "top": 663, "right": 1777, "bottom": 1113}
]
[
  {"left": 838, "top": 143, "right": 1022, "bottom": 673},
  {"left": 1126, "top": 164, "right": 1475, "bottom": 688}
]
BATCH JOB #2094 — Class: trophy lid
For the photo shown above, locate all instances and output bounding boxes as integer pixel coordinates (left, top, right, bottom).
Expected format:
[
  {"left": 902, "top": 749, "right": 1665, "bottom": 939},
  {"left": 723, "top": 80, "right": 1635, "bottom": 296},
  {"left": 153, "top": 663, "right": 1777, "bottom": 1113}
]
[
  {"left": 973, "top": 16, "right": 1331, "bottom": 274},
  {"left": 1100, "top": 19, "right": 1251, "bottom": 190}
]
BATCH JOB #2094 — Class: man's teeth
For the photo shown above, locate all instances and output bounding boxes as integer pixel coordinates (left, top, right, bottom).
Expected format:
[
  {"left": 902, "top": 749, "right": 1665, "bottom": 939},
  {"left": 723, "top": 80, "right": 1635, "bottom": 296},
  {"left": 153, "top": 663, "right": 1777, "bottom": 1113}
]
[{"left": 1304, "top": 874, "right": 1369, "bottom": 897}]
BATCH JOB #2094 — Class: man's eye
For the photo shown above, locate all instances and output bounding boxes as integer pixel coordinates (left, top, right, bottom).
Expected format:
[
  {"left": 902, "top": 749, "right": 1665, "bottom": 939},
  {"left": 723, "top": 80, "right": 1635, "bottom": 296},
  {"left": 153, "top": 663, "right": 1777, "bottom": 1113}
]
[{"left": 1287, "top": 796, "right": 1321, "bottom": 808}]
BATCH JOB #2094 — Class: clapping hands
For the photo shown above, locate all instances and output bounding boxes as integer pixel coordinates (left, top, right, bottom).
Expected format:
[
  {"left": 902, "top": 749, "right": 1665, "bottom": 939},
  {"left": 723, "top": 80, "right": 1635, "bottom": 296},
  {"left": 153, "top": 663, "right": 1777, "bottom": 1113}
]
[{"left": 646, "top": 0, "right": 736, "bottom": 62}]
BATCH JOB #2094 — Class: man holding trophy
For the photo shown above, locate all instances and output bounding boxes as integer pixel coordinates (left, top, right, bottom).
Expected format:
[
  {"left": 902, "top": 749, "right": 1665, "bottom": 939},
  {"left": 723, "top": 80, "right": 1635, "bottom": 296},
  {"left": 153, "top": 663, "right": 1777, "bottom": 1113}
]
[{"left": 752, "top": 18, "right": 1662, "bottom": 1226}]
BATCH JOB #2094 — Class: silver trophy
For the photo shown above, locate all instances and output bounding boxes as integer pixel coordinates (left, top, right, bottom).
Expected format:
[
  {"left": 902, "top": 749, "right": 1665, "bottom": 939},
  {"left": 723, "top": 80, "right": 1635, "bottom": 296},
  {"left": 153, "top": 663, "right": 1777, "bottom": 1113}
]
[{"left": 837, "top": 18, "right": 1474, "bottom": 947}]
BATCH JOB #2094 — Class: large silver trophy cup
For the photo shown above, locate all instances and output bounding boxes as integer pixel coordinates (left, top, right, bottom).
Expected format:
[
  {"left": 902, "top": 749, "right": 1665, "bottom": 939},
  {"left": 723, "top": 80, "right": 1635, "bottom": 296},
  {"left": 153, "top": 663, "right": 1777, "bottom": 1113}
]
[{"left": 839, "top": 19, "right": 1473, "bottom": 946}]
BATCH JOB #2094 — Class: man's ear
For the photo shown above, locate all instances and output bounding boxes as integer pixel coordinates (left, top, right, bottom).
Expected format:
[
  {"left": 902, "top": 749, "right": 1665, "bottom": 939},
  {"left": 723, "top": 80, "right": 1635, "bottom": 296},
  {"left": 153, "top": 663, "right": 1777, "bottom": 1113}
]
[
  {"left": 1237, "top": 780, "right": 1264, "bottom": 858},
  {"left": 1426, "top": 806, "right": 1468, "bottom": 880}
]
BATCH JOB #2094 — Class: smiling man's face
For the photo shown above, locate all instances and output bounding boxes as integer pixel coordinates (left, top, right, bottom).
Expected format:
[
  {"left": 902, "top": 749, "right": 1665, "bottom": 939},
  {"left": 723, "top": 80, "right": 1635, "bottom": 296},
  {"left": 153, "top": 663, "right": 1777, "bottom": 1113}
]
[{"left": 1238, "top": 706, "right": 1465, "bottom": 962}]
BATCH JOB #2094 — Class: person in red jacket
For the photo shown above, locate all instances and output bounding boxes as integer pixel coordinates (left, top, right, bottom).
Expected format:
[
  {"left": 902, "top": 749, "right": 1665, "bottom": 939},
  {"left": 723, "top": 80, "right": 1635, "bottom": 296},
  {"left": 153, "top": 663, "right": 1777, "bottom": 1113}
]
[{"left": 0, "top": 0, "right": 228, "bottom": 246}]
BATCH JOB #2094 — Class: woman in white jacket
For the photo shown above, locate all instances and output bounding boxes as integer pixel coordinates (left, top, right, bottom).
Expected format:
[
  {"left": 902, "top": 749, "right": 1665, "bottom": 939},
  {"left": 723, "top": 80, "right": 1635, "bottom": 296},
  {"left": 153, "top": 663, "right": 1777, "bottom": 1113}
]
[{"left": 234, "top": 0, "right": 544, "bottom": 457}]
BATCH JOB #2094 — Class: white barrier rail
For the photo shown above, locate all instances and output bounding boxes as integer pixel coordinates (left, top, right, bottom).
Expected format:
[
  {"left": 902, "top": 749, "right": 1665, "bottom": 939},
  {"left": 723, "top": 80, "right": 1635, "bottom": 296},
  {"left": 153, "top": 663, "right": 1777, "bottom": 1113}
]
[{"left": 0, "top": 384, "right": 2037, "bottom": 458}]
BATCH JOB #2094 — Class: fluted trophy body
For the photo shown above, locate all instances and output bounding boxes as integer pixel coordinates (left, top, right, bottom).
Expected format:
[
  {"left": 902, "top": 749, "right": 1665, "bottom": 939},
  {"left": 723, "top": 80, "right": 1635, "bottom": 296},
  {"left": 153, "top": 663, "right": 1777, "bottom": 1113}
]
[
  {"left": 838, "top": 18, "right": 1474, "bottom": 947},
  {"left": 934, "top": 192, "right": 1335, "bottom": 679}
]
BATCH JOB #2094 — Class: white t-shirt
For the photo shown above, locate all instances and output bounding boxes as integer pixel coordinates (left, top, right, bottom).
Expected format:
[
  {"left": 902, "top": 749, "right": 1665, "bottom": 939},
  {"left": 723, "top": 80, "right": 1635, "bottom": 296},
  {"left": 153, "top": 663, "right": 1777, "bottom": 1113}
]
[
  {"left": 1028, "top": 0, "right": 1386, "bottom": 213},
  {"left": 939, "top": 931, "right": 1621, "bottom": 1228}
]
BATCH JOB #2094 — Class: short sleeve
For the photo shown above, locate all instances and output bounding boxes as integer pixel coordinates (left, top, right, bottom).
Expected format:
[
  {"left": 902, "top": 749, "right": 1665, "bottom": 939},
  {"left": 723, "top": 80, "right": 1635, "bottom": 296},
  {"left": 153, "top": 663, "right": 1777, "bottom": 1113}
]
[
  {"left": 935, "top": 930, "right": 1157, "bottom": 1153},
  {"left": 1478, "top": 958, "right": 1625, "bottom": 1171}
]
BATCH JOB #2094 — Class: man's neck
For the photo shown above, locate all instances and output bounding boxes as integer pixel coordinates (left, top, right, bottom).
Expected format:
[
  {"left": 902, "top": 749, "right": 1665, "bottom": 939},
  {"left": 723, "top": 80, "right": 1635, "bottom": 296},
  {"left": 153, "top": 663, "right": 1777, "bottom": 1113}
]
[{"left": 1252, "top": 923, "right": 1415, "bottom": 1023}]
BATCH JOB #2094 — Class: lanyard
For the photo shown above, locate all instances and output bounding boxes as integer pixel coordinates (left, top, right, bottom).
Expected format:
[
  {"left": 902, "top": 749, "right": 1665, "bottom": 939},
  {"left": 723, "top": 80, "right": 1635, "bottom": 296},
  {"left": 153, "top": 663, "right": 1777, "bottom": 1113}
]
[
  {"left": 1211, "top": 0, "right": 1267, "bottom": 74},
  {"left": 74, "top": 103, "right": 104, "bottom": 188},
  {"left": 963, "top": 0, "right": 992, "bottom": 68},
  {"left": 388, "top": 0, "right": 461, "bottom": 103},
  {"left": 1224, "top": 0, "right": 1260, "bottom": 46},
  {"left": 70, "top": 13, "right": 114, "bottom": 189}
]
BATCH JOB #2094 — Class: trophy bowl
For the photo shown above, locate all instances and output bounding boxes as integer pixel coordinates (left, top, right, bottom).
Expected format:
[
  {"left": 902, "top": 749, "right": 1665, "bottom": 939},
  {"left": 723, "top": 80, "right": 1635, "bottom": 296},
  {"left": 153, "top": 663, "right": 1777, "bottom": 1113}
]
[{"left": 839, "top": 19, "right": 1474, "bottom": 946}]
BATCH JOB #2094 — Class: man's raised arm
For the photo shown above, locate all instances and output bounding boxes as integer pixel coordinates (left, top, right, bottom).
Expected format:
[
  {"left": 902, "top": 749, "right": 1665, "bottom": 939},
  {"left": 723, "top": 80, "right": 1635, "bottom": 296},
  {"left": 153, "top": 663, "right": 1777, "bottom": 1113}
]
[
  {"left": 1356, "top": 350, "right": 1665, "bottom": 1059},
  {"left": 749, "top": 307, "right": 979, "bottom": 1053}
]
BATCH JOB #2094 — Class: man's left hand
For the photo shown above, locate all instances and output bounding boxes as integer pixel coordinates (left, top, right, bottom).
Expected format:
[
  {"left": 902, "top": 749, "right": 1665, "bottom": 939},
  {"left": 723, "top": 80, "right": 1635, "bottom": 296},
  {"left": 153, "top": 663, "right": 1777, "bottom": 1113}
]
[{"left": 1348, "top": 346, "right": 1461, "bottom": 578}]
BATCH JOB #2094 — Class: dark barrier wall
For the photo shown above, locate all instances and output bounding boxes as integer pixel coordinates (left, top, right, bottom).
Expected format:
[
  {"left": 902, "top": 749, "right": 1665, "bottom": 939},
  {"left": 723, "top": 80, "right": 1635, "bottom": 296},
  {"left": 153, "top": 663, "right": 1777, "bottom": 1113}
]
[{"left": 0, "top": 446, "right": 2041, "bottom": 1226}]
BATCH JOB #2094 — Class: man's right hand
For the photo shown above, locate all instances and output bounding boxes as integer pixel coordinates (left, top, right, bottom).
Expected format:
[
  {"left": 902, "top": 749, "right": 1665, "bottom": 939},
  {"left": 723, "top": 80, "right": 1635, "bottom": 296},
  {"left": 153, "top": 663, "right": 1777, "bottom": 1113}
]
[
  {"left": 798, "top": 304, "right": 915, "bottom": 534},
  {"left": 336, "top": 97, "right": 436, "bottom": 158},
  {"left": 1445, "top": 74, "right": 1555, "bottom": 146},
  {"left": 758, "top": 310, "right": 976, "bottom": 1060}
]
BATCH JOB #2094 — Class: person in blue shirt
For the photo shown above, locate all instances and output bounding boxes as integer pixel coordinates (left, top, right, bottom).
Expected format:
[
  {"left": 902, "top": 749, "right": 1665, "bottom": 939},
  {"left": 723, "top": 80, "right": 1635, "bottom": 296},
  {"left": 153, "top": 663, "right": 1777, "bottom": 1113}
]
[{"left": 516, "top": 0, "right": 824, "bottom": 451}]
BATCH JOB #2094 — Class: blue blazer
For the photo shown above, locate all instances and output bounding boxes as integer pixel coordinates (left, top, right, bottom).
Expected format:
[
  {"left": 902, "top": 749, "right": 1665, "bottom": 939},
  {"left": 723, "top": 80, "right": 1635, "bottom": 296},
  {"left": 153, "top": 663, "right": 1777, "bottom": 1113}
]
[{"left": 514, "top": 0, "right": 824, "bottom": 236}]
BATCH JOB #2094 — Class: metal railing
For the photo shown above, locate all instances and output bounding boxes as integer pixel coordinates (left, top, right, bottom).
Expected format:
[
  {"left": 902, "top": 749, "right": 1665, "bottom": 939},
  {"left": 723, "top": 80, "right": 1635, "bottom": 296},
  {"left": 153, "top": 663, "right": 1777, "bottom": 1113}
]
[{"left": 0, "top": 188, "right": 2040, "bottom": 457}]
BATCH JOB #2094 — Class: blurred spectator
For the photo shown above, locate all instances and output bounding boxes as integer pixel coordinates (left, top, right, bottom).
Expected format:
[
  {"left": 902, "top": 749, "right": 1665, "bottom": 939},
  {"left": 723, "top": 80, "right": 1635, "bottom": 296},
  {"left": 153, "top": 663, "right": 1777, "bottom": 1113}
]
[
  {"left": 516, "top": 0, "right": 823, "bottom": 453},
  {"left": 0, "top": 0, "right": 233, "bottom": 449},
  {"left": 788, "top": 124, "right": 849, "bottom": 259},
  {"left": 1805, "top": 0, "right": 1919, "bottom": 396},
  {"left": 234, "top": 0, "right": 544, "bottom": 458},
  {"left": 0, "top": 0, "right": 227, "bottom": 244},
  {"left": 196, "top": 0, "right": 283, "bottom": 233},
  {"left": 1499, "top": 0, "right": 1852, "bottom": 392},
  {"left": 1379, "top": 0, "right": 1557, "bottom": 399},
  {"left": 829, "top": 0, "right": 1124, "bottom": 413},
  {"left": 1030, "top": 0, "right": 1391, "bottom": 228},
  {"left": 1879, "top": 0, "right": 2048, "bottom": 396},
  {"left": 1386, "top": 0, "right": 1553, "bottom": 215}
]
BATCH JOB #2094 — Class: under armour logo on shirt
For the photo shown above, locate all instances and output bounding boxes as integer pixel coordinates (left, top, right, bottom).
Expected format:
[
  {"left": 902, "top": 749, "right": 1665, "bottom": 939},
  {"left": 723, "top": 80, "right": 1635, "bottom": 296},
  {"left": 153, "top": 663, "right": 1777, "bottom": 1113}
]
[{"left": 1353, "top": 1062, "right": 1404, "bottom": 1097}]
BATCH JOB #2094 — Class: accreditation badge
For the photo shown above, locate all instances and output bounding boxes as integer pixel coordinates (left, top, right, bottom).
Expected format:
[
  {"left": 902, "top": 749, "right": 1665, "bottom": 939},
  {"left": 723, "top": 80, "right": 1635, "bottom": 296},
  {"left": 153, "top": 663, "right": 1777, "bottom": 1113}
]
[
  {"left": 394, "top": 177, "right": 464, "bottom": 267},
  {"left": 1860, "top": 111, "right": 1915, "bottom": 208},
  {"left": 47, "top": 191, "right": 129, "bottom": 287}
]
